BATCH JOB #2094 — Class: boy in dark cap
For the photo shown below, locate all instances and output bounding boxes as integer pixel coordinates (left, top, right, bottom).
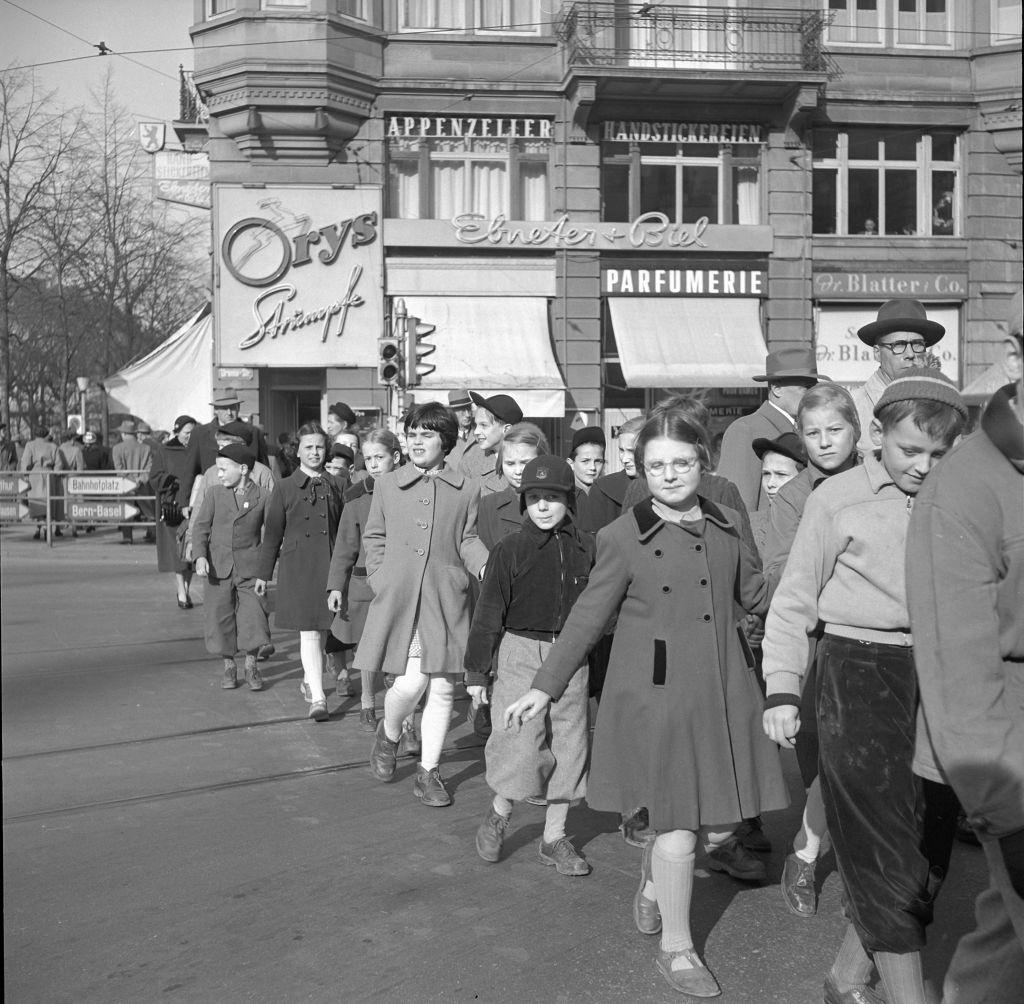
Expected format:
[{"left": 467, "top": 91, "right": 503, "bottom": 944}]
[
  {"left": 192, "top": 443, "right": 272, "bottom": 692},
  {"left": 567, "top": 426, "right": 606, "bottom": 498},
  {"left": 458, "top": 393, "right": 524, "bottom": 483}
]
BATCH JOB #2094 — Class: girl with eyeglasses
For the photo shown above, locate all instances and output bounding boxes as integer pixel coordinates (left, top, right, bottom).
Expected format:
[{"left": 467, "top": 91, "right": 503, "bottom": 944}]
[{"left": 505, "top": 408, "right": 787, "bottom": 998}]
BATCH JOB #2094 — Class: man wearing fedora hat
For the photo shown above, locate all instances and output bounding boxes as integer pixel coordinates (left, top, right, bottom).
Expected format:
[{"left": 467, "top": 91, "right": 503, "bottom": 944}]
[
  {"left": 446, "top": 390, "right": 475, "bottom": 467},
  {"left": 112, "top": 419, "right": 153, "bottom": 544},
  {"left": 176, "top": 389, "right": 269, "bottom": 510},
  {"left": 718, "top": 346, "right": 821, "bottom": 514},
  {"left": 852, "top": 299, "right": 946, "bottom": 454}
]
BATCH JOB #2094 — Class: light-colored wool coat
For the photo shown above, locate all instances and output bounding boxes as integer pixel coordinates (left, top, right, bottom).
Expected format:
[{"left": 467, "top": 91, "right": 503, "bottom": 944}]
[
  {"left": 532, "top": 497, "right": 789, "bottom": 832},
  {"left": 354, "top": 462, "right": 488, "bottom": 677}
]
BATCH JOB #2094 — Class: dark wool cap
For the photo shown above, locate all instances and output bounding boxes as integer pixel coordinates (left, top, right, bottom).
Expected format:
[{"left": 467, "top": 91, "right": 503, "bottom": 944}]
[
  {"left": 218, "top": 419, "right": 254, "bottom": 445},
  {"left": 218, "top": 443, "right": 255, "bottom": 468},
  {"left": 328, "top": 401, "right": 357, "bottom": 426},
  {"left": 173, "top": 414, "right": 198, "bottom": 434},
  {"left": 571, "top": 426, "right": 606, "bottom": 454},
  {"left": 329, "top": 443, "right": 355, "bottom": 463},
  {"left": 469, "top": 392, "right": 523, "bottom": 426},
  {"left": 873, "top": 368, "right": 967, "bottom": 420},
  {"left": 519, "top": 454, "right": 575, "bottom": 497},
  {"left": 752, "top": 431, "right": 806, "bottom": 466}
]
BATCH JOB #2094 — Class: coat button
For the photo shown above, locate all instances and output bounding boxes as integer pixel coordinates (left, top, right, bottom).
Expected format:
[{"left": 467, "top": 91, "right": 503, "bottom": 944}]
[
  {"left": 700, "top": 578, "right": 708, "bottom": 586},
  {"left": 305, "top": 532, "right": 310, "bottom": 537},
  {"left": 703, "top": 614, "right": 711, "bottom": 622},
  {"left": 304, "top": 514, "right": 309, "bottom": 520},
  {"left": 654, "top": 549, "right": 662, "bottom": 557},
  {"left": 662, "top": 585, "right": 671, "bottom": 593},
  {"left": 695, "top": 544, "right": 703, "bottom": 552},
  {"left": 321, "top": 529, "right": 327, "bottom": 535},
  {"left": 415, "top": 547, "right": 425, "bottom": 555}
]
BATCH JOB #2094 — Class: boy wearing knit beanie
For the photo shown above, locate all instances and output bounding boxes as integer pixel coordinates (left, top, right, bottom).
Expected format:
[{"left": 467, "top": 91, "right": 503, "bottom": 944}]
[{"left": 761, "top": 367, "right": 967, "bottom": 1003}]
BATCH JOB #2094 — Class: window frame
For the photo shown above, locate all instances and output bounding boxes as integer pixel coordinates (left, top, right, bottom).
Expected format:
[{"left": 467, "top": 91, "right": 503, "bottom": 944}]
[
  {"left": 823, "top": 0, "right": 955, "bottom": 49},
  {"left": 893, "top": 0, "right": 953, "bottom": 49},
  {"left": 991, "top": 0, "right": 1023, "bottom": 43},
  {"left": 206, "top": 0, "right": 237, "bottom": 17},
  {"left": 601, "top": 141, "right": 763, "bottom": 225},
  {"left": 824, "top": 0, "right": 886, "bottom": 47},
  {"left": 811, "top": 128, "right": 962, "bottom": 237},
  {"left": 397, "top": 0, "right": 541, "bottom": 34}
]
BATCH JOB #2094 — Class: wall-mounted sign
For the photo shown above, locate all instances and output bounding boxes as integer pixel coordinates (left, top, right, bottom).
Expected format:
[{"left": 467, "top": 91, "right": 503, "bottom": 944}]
[
  {"left": 154, "top": 151, "right": 210, "bottom": 208},
  {"left": 815, "top": 304, "right": 960, "bottom": 386},
  {"left": 603, "top": 267, "right": 766, "bottom": 296},
  {"left": 814, "top": 272, "right": 968, "bottom": 299},
  {"left": 214, "top": 186, "right": 384, "bottom": 368},
  {"left": 603, "top": 121, "right": 765, "bottom": 144},
  {"left": 386, "top": 116, "right": 552, "bottom": 140}
]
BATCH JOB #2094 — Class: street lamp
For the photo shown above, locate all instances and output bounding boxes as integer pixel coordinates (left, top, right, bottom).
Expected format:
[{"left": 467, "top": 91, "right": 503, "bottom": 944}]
[{"left": 75, "top": 376, "right": 89, "bottom": 433}]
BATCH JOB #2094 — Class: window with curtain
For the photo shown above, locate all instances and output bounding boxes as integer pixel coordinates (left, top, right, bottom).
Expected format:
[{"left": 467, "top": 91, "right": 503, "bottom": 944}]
[
  {"left": 401, "top": 0, "right": 466, "bottom": 30},
  {"left": 601, "top": 141, "right": 762, "bottom": 225},
  {"left": 824, "top": 0, "right": 954, "bottom": 47},
  {"left": 826, "top": 0, "right": 883, "bottom": 44},
  {"left": 992, "top": 0, "right": 1022, "bottom": 42},
  {"left": 207, "top": 0, "right": 236, "bottom": 16},
  {"left": 477, "top": 0, "right": 540, "bottom": 33},
  {"left": 811, "top": 127, "right": 962, "bottom": 236},
  {"left": 336, "top": 0, "right": 368, "bottom": 18},
  {"left": 388, "top": 134, "right": 550, "bottom": 220}
]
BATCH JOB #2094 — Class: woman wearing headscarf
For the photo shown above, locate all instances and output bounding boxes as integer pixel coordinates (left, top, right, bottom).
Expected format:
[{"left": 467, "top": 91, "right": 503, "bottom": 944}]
[{"left": 151, "top": 415, "right": 199, "bottom": 608}]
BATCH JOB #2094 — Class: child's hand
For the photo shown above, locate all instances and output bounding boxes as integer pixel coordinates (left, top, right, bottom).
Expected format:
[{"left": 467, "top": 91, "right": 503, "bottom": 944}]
[
  {"left": 763, "top": 706, "right": 800, "bottom": 749},
  {"left": 327, "top": 589, "right": 343, "bottom": 613},
  {"left": 254, "top": 578, "right": 267, "bottom": 597},
  {"left": 194, "top": 557, "right": 209, "bottom": 577},
  {"left": 504, "top": 689, "right": 551, "bottom": 732},
  {"left": 467, "top": 684, "right": 489, "bottom": 706}
]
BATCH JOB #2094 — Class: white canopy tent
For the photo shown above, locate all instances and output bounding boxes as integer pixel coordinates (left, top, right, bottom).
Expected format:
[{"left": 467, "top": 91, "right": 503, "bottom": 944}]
[{"left": 104, "top": 306, "right": 213, "bottom": 431}]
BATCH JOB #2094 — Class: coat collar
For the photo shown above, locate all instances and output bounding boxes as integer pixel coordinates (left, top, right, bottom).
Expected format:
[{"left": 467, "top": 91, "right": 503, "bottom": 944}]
[
  {"left": 632, "top": 496, "right": 736, "bottom": 542},
  {"left": 395, "top": 461, "right": 465, "bottom": 490},
  {"left": 982, "top": 383, "right": 1024, "bottom": 472}
]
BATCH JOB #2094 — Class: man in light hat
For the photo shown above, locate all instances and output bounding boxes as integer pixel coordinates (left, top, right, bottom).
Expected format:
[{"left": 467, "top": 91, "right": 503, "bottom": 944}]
[
  {"left": 446, "top": 390, "right": 475, "bottom": 467},
  {"left": 718, "top": 346, "right": 821, "bottom": 514},
  {"left": 852, "top": 298, "right": 946, "bottom": 454},
  {"left": 112, "top": 419, "right": 153, "bottom": 544}
]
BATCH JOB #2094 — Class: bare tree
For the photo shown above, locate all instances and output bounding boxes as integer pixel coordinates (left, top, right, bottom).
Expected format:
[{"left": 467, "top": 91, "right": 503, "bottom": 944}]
[{"left": 0, "top": 66, "right": 83, "bottom": 429}]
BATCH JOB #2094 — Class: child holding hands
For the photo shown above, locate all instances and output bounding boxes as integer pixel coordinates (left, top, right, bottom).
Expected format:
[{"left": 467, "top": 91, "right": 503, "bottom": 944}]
[{"left": 466, "top": 455, "right": 596, "bottom": 876}]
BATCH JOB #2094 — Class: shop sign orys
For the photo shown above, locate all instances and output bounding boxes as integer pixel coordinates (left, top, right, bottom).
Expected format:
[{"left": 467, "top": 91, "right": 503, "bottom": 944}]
[{"left": 214, "top": 186, "right": 384, "bottom": 368}]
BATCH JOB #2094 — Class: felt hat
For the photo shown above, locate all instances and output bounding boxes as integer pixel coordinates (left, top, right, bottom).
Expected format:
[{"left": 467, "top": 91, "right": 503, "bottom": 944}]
[
  {"left": 217, "top": 419, "right": 254, "bottom": 445},
  {"left": 329, "top": 443, "right": 355, "bottom": 463},
  {"left": 448, "top": 390, "right": 473, "bottom": 410},
  {"left": 328, "top": 401, "right": 357, "bottom": 426},
  {"left": 218, "top": 443, "right": 255, "bottom": 468},
  {"left": 172, "top": 415, "right": 197, "bottom": 434},
  {"left": 136, "top": 421, "right": 152, "bottom": 435},
  {"left": 570, "top": 426, "right": 606, "bottom": 454},
  {"left": 752, "top": 346, "right": 821, "bottom": 383},
  {"left": 519, "top": 454, "right": 575, "bottom": 497},
  {"left": 873, "top": 368, "right": 967, "bottom": 420},
  {"left": 210, "top": 389, "right": 242, "bottom": 408},
  {"left": 752, "top": 431, "right": 806, "bottom": 466},
  {"left": 469, "top": 392, "right": 523, "bottom": 426},
  {"left": 116, "top": 419, "right": 137, "bottom": 434},
  {"left": 857, "top": 299, "right": 945, "bottom": 347}
]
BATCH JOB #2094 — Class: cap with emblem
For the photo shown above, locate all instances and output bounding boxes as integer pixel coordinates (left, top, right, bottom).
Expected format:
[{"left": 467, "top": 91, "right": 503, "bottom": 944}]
[{"left": 518, "top": 454, "right": 575, "bottom": 498}]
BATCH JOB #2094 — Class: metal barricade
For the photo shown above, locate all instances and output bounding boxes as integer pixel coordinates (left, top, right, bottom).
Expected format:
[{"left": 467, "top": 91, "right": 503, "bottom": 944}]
[{"left": 0, "top": 470, "right": 158, "bottom": 547}]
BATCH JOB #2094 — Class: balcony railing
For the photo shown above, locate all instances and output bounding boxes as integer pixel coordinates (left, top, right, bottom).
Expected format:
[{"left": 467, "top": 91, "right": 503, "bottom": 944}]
[
  {"left": 178, "top": 67, "right": 210, "bottom": 124},
  {"left": 558, "top": 3, "right": 839, "bottom": 77}
]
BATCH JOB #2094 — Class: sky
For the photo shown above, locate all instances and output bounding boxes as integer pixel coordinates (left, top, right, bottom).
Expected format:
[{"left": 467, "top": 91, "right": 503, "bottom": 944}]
[{"left": 1, "top": 0, "right": 196, "bottom": 138}]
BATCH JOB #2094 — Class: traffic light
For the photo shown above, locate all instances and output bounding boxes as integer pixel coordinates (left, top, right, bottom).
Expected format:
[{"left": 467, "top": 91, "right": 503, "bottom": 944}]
[
  {"left": 377, "top": 334, "right": 403, "bottom": 386},
  {"left": 403, "top": 315, "right": 436, "bottom": 388}
]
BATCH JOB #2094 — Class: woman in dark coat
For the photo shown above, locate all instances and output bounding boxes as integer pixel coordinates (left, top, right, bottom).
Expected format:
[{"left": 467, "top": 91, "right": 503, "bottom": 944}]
[
  {"left": 506, "top": 410, "right": 788, "bottom": 999},
  {"left": 151, "top": 415, "right": 197, "bottom": 607},
  {"left": 257, "top": 422, "right": 343, "bottom": 722}
]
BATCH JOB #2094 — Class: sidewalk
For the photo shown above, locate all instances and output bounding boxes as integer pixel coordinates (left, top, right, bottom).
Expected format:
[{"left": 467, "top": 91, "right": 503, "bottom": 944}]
[{"left": 2, "top": 531, "right": 984, "bottom": 1002}]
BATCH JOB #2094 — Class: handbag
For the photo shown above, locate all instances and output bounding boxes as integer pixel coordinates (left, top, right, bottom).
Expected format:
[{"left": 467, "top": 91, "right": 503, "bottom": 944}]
[{"left": 161, "top": 497, "right": 185, "bottom": 527}]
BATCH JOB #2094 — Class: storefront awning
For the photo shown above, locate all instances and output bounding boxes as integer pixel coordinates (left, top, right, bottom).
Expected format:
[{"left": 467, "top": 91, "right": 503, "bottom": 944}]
[
  {"left": 399, "top": 296, "right": 565, "bottom": 416},
  {"left": 608, "top": 297, "right": 767, "bottom": 388}
]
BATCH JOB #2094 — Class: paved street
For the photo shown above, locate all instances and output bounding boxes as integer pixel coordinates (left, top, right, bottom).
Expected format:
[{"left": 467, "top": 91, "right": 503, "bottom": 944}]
[{"left": 2, "top": 529, "right": 988, "bottom": 1003}]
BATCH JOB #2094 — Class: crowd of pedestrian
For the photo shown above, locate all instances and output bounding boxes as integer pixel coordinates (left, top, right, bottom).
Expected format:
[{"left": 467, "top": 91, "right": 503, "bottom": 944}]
[{"left": 2, "top": 295, "right": 1021, "bottom": 1002}]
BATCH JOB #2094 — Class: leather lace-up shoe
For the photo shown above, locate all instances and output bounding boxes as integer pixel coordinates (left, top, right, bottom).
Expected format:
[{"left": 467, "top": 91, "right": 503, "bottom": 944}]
[
  {"left": 823, "top": 973, "right": 886, "bottom": 1004},
  {"left": 621, "top": 806, "right": 656, "bottom": 847},
  {"left": 370, "top": 721, "right": 399, "bottom": 781},
  {"left": 221, "top": 660, "right": 238, "bottom": 689},
  {"left": 633, "top": 838, "right": 661, "bottom": 935},
  {"left": 538, "top": 837, "right": 591, "bottom": 876},
  {"left": 359, "top": 707, "right": 377, "bottom": 732},
  {"left": 475, "top": 806, "right": 510, "bottom": 862},
  {"left": 397, "top": 721, "right": 420, "bottom": 759},
  {"left": 656, "top": 948, "right": 721, "bottom": 997},
  {"left": 735, "top": 816, "right": 772, "bottom": 853},
  {"left": 413, "top": 765, "right": 452, "bottom": 806},
  {"left": 308, "top": 700, "right": 329, "bottom": 722},
  {"left": 244, "top": 655, "right": 263, "bottom": 692},
  {"left": 781, "top": 852, "right": 817, "bottom": 917},
  {"left": 706, "top": 837, "right": 767, "bottom": 882}
]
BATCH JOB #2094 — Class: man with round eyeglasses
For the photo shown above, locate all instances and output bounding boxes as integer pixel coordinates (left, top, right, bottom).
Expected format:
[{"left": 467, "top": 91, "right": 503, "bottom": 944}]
[{"left": 852, "top": 299, "right": 947, "bottom": 454}]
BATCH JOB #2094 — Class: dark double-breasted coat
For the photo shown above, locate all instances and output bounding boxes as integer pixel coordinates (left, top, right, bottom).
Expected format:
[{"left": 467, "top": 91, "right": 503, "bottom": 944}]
[
  {"left": 257, "top": 469, "right": 344, "bottom": 631},
  {"left": 150, "top": 438, "right": 193, "bottom": 573},
  {"left": 353, "top": 463, "right": 488, "bottom": 677},
  {"left": 532, "top": 497, "right": 789, "bottom": 832},
  {"left": 325, "top": 477, "right": 375, "bottom": 645},
  {"left": 717, "top": 401, "right": 795, "bottom": 514},
  {"left": 477, "top": 485, "right": 523, "bottom": 551}
]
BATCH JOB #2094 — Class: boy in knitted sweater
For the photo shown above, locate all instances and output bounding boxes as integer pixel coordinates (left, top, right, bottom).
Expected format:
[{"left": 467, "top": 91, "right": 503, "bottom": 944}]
[{"left": 761, "top": 369, "right": 967, "bottom": 1004}]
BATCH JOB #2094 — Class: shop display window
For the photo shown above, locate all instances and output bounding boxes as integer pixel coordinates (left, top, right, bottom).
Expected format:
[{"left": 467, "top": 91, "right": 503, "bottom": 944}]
[
  {"left": 387, "top": 135, "right": 549, "bottom": 219},
  {"left": 824, "top": 0, "right": 952, "bottom": 47},
  {"left": 601, "top": 142, "right": 762, "bottom": 225},
  {"left": 399, "top": 0, "right": 540, "bottom": 32},
  {"left": 811, "top": 127, "right": 961, "bottom": 236}
]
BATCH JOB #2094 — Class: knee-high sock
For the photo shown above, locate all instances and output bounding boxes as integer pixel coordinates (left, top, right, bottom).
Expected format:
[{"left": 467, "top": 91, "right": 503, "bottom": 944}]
[
  {"left": 830, "top": 924, "right": 875, "bottom": 991},
  {"left": 360, "top": 669, "right": 378, "bottom": 710},
  {"left": 794, "top": 776, "right": 828, "bottom": 863},
  {"left": 543, "top": 801, "right": 570, "bottom": 844},
  {"left": 418, "top": 674, "right": 454, "bottom": 771},
  {"left": 876, "top": 950, "right": 928, "bottom": 1004},
  {"left": 299, "top": 631, "right": 326, "bottom": 702},
  {"left": 383, "top": 658, "right": 428, "bottom": 742},
  {"left": 652, "top": 834, "right": 696, "bottom": 955}
]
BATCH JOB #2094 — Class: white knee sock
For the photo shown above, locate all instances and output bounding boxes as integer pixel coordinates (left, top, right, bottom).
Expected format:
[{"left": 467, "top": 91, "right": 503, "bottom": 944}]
[
  {"left": 299, "top": 631, "right": 326, "bottom": 702},
  {"left": 543, "top": 801, "right": 570, "bottom": 844},
  {"left": 419, "top": 674, "right": 454, "bottom": 771},
  {"left": 652, "top": 833, "right": 696, "bottom": 956},
  {"left": 383, "top": 658, "right": 427, "bottom": 742},
  {"left": 794, "top": 776, "right": 827, "bottom": 863}
]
